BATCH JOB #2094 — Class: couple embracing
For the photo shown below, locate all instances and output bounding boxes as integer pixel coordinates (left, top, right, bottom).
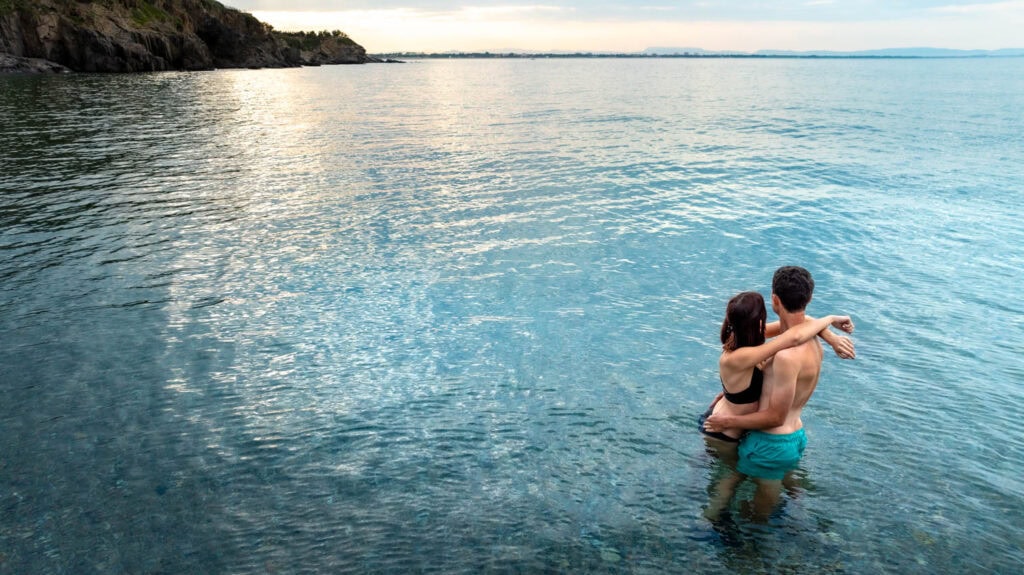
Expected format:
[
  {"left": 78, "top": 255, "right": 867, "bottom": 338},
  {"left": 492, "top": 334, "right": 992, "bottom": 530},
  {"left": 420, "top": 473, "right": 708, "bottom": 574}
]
[{"left": 699, "top": 266, "right": 855, "bottom": 520}]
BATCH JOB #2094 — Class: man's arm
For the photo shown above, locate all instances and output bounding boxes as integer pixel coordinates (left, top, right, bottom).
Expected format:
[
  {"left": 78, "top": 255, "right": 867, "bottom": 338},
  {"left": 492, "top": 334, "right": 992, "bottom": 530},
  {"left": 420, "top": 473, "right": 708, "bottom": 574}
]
[
  {"left": 768, "top": 318, "right": 855, "bottom": 360},
  {"left": 704, "top": 351, "right": 799, "bottom": 432},
  {"left": 708, "top": 391, "right": 724, "bottom": 410},
  {"left": 722, "top": 315, "right": 850, "bottom": 372},
  {"left": 819, "top": 329, "right": 856, "bottom": 360}
]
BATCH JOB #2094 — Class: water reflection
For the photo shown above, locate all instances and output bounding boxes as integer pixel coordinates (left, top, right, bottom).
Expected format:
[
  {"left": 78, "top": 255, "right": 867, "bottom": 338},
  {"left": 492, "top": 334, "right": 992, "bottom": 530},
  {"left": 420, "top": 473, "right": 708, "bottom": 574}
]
[{"left": 3, "top": 59, "right": 1024, "bottom": 573}]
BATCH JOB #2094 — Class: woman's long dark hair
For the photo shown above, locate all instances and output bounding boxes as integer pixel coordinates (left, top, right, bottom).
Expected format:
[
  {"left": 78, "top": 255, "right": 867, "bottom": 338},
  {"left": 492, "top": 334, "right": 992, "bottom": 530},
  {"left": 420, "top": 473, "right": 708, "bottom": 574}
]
[{"left": 721, "top": 291, "right": 767, "bottom": 352}]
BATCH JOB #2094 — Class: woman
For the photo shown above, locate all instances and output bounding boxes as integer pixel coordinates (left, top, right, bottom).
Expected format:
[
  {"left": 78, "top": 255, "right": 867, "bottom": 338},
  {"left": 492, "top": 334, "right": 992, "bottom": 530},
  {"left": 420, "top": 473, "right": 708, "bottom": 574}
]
[{"left": 699, "top": 291, "right": 853, "bottom": 443}]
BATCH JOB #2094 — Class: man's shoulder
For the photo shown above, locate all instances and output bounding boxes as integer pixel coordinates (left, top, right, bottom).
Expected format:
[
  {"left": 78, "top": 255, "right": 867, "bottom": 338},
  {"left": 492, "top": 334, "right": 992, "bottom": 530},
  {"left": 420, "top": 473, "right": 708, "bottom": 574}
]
[
  {"left": 775, "top": 343, "right": 818, "bottom": 369},
  {"left": 774, "top": 345, "right": 803, "bottom": 363},
  {"left": 777, "top": 339, "right": 823, "bottom": 369}
]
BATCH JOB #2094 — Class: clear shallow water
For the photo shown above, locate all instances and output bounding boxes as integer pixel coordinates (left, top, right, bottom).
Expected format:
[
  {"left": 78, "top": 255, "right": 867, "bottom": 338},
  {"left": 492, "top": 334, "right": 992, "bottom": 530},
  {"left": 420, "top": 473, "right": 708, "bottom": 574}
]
[{"left": 1, "top": 58, "right": 1023, "bottom": 573}]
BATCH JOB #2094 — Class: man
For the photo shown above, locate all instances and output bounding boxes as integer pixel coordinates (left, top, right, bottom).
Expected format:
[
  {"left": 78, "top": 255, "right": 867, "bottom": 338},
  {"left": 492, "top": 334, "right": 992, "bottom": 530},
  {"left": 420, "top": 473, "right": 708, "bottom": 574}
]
[{"left": 703, "top": 266, "right": 853, "bottom": 518}]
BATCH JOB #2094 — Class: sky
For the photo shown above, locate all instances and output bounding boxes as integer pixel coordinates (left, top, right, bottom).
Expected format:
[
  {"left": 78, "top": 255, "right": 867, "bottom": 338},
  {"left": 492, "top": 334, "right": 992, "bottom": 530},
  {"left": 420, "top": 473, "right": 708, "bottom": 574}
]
[{"left": 226, "top": 1, "right": 1024, "bottom": 53}]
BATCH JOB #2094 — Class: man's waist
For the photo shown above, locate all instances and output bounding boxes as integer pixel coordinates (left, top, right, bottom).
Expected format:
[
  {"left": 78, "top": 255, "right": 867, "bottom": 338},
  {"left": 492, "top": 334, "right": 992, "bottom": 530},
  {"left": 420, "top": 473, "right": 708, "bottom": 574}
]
[{"left": 748, "top": 427, "right": 805, "bottom": 441}]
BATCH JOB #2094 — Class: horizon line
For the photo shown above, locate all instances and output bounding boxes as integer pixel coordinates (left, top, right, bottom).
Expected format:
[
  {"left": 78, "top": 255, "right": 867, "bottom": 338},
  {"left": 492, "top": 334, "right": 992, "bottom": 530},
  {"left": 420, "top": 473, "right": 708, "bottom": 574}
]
[{"left": 369, "top": 47, "right": 1024, "bottom": 57}]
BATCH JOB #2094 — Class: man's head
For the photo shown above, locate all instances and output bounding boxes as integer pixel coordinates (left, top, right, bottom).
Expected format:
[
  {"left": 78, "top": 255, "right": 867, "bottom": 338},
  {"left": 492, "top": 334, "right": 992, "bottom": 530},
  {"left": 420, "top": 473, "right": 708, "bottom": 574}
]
[{"left": 771, "top": 266, "right": 814, "bottom": 314}]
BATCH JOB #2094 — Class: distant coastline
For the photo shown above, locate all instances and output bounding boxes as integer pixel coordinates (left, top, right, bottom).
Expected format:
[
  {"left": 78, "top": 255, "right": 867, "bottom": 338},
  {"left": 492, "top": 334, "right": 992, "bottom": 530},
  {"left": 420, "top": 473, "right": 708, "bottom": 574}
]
[{"left": 377, "top": 48, "right": 1024, "bottom": 60}]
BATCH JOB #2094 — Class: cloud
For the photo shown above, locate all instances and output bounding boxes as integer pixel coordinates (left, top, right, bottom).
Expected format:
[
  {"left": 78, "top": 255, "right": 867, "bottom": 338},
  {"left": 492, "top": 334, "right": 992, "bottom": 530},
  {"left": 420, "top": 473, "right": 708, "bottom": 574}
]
[
  {"left": 247, "top": 1, "right": 1024, "bottom": 52},
  {"left": 931, "top": 0, "right": 1024, "bottom": 13},
  {"left": 445, "top": 5, "right": 571, "bottom": 21},
  {"left": 253, "top": 7, "right": 1024, "bottom": 53}
]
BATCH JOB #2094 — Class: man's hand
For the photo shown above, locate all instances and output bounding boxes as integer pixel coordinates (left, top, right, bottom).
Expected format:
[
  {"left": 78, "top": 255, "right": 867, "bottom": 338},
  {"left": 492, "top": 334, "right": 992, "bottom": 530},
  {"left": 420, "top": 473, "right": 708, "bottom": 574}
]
[
  {"left": 830, "top": 335, "right": 856, "bottom": 360},
  {"left": 703, "top": 412, "right": 733, "bottom": 433},
  {"left": 831, "top": 316, "right": 855, "bottom": 334}
]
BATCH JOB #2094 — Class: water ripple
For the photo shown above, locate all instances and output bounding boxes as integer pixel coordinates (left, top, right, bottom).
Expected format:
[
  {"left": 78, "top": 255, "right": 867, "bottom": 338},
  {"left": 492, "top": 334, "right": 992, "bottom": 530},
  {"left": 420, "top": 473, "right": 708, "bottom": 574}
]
[{"left": 2, "top": 59, "right": 1023, "bottom": 574}]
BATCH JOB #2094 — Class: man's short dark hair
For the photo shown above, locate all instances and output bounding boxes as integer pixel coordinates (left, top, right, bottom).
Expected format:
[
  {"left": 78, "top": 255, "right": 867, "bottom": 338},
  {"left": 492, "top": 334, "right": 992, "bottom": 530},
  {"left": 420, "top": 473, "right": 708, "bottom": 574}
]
[{"left": 772, "top": 266, "right": 814, "bottom": 312}]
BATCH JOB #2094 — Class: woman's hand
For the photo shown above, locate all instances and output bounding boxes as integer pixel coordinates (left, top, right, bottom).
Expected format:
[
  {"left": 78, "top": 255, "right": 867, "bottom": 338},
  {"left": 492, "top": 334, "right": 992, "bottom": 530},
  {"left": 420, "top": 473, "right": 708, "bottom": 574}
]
[{"left": 830, "top": 316, "right": 854, "bottom": 334}]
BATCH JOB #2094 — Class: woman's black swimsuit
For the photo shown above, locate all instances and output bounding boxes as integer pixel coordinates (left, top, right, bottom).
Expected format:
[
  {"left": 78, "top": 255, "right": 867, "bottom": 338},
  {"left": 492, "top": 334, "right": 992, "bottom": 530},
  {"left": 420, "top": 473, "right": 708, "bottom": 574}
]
[
  {"left": 698, "top": 367, "right": 764, "bottom": 443},
  {"left": 723, "top": 367, "right": 763, "bottom": 405}
]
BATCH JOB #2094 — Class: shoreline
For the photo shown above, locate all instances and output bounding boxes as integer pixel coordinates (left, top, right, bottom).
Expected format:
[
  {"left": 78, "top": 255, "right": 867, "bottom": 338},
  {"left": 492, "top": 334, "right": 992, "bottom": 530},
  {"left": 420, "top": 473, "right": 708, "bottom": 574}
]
[
  {"left": 0, "top": 52, "right": 402, "bottom": 75},
  {"left": 0, "top": 53, "right": 71, "bottom": 74}
]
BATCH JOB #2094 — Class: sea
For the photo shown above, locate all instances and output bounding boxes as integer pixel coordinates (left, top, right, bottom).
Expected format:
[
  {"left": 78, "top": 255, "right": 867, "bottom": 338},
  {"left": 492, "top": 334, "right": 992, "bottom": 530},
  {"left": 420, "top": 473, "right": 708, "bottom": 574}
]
[{"left": 1, "top": 57, "right": 1022, "bottom": 574}]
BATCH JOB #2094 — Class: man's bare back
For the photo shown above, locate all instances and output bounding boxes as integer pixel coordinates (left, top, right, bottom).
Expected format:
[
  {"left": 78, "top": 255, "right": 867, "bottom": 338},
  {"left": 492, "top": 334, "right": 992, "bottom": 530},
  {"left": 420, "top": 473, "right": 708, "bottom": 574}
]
[{"left": 760, "top": 333, "right": 825, "bottom": 435}]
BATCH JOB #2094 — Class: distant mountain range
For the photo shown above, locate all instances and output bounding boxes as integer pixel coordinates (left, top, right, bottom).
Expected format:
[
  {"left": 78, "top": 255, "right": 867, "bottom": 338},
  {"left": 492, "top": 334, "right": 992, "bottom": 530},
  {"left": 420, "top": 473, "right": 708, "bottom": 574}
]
[
  {"left": 382, "top": 46, "right": 1024, "bottom": 59},
  {"left": 643, "top": 47, "right": 1024, "bottom": 57}
]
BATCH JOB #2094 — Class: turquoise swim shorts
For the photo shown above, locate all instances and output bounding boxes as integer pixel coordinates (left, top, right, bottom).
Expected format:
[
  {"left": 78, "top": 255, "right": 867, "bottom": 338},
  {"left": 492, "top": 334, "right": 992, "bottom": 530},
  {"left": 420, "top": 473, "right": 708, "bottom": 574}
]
[{"left": 737, "top": 429, "right": 807, "bottom": 480}]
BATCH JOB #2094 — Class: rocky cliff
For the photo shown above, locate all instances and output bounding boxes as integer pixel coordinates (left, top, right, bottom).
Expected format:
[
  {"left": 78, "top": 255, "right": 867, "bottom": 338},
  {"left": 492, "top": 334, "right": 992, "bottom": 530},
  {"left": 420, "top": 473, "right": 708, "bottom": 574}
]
[{"left": 0, "top": 0, "right": 371, "bottom": 73}]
